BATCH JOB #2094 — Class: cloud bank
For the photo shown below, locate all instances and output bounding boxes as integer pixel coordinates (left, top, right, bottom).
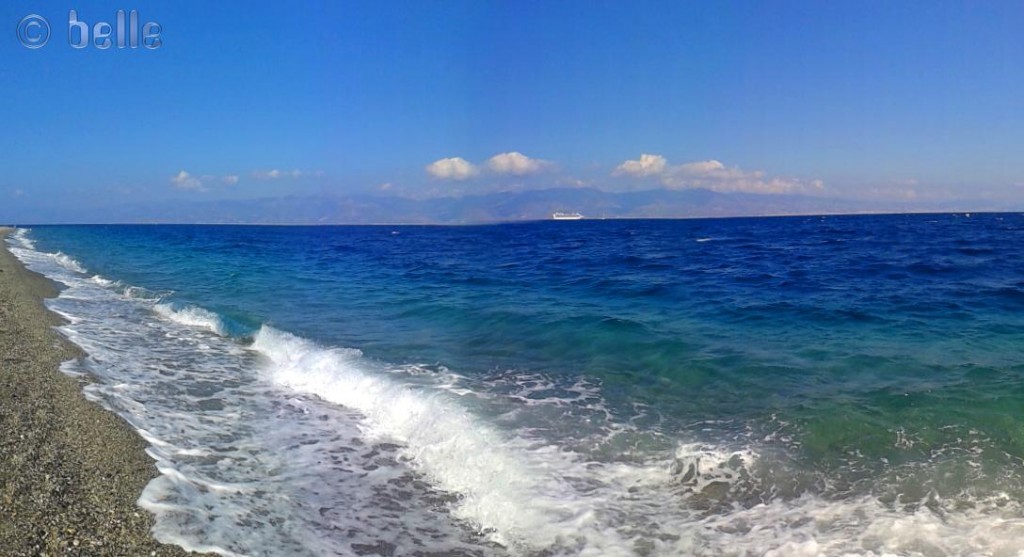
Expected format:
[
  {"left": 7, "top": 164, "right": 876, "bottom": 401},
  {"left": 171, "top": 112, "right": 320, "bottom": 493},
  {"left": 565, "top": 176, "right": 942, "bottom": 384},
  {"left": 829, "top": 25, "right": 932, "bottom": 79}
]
[
  {"left": 423, "top": 152, "right": 819, "bottom": 196},
  {"left": 486, "top": 152, "right": 553, "bottom": 175},
  {"left": 253, "top": 169, "right": 321, "bottom": 180},
  {"left": 613, "top": 154, "right": 824, "bottom": 194},
  {"left": 171, "top": 169, "right": 322, "bottom": 192},
  {"left": 426, "top": 152, "right": 553, "bottom": 181},
  {"left": 613, "top": 154, "right": 667, "bottom": 177},
  {"left": 425, "top": 157, "right": 478, "bottom": 181}
]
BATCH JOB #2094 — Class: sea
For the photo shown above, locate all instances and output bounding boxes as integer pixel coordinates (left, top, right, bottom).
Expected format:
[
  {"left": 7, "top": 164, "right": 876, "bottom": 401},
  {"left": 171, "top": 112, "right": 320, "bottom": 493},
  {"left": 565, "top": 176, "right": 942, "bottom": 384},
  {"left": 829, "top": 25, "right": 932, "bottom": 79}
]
[{"left": 8, "top": 214, "right": 1024, "bottom": 557}]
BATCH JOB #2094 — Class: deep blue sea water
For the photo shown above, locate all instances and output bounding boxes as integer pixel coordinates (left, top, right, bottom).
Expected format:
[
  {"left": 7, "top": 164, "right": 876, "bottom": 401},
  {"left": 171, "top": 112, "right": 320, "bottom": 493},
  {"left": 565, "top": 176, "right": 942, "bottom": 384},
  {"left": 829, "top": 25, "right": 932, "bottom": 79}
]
[{"left": 10, "top": 214, "right": 1024, "bottom": 556}]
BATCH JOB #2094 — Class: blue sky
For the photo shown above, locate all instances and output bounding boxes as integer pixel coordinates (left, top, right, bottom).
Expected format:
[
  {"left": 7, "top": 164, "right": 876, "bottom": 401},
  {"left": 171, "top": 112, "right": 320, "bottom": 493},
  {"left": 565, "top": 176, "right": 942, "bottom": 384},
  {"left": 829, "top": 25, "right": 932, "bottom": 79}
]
[{"left": 2, "top": 1, "right": 1023, "bottom": 221}]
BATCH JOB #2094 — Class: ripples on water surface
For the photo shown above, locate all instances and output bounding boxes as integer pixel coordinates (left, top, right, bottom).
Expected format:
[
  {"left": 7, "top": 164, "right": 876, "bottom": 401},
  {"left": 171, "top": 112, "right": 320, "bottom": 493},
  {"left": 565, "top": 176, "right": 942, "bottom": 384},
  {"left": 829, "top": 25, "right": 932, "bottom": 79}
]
[{"left": 10, "top": 214, "right": 1024, "bottom": 556}]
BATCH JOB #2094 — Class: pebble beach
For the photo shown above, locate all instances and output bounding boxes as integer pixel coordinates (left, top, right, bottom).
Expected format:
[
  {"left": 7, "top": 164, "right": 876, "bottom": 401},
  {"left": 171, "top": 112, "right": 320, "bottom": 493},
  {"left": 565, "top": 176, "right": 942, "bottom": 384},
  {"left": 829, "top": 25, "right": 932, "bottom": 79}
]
[{"left": 0, "top": 228, "right": 202, "bottom": 556}]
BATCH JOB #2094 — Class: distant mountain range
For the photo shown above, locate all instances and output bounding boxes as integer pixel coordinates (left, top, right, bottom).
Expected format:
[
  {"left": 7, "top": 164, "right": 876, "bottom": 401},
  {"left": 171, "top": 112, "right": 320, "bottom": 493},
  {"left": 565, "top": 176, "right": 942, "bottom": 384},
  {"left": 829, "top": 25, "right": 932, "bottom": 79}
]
[{"left": 10, "top": 187, "right": 1007, "bottom": 225}]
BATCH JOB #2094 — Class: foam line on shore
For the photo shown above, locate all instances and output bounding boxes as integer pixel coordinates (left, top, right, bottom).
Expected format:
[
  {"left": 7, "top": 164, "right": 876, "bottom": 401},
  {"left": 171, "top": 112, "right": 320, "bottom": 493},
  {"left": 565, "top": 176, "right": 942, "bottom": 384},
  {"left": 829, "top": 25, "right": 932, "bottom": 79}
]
[{"left": 0, "top": 228, "right": 206, "bottom": 555}]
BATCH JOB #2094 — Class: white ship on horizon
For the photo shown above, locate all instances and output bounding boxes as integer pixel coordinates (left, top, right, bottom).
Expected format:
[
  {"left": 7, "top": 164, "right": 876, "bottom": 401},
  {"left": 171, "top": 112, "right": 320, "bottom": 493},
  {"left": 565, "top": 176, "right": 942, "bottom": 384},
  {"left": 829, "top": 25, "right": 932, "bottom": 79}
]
[{"left": 552, "top": 212, "right": 584, "bottom": 220}]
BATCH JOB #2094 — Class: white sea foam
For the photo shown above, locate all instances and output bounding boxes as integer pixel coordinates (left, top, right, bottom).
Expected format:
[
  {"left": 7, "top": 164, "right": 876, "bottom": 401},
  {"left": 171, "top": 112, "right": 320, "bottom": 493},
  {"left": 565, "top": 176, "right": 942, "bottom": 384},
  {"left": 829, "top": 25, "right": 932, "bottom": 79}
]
[
  {"left": 90, "top": 274, "right": 121, "bottom": 288},
  {"left": 154, "top": 303, "right": 227, "bottom": 336},
  {"left": 687, "top": 492, "right": 1024, "bottom": 557},
  {"left": 53, "top": 251, "right": 87, "bottom": 273},
  {"left": 4, "top": 230, "right": 86, "bottom": 277},
  {"left": 249, "top": 326, "right": 810, "bottom": 555},
  {"left": 124, "top": 285, "right": 168, "bottom": 301},
  {"left": 10, "top": 227, "right": 36, "bottom": 249},
  {"left": 251, "top": 326, "right": 580, "bottom": 550}
]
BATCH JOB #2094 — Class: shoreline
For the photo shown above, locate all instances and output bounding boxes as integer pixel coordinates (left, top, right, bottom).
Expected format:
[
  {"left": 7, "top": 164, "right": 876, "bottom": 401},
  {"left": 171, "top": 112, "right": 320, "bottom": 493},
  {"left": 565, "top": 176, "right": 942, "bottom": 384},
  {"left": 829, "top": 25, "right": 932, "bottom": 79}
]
[{"left": 0, "top": 228, "right": 203, "bottom": 555}]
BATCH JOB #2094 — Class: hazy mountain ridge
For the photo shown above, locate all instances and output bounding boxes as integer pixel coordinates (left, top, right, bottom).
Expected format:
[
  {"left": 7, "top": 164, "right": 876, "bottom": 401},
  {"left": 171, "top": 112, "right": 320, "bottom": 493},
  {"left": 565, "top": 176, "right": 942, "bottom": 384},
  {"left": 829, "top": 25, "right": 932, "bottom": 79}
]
[{"left": 5, "top": 187, "right": 1003, "bottom": 225}]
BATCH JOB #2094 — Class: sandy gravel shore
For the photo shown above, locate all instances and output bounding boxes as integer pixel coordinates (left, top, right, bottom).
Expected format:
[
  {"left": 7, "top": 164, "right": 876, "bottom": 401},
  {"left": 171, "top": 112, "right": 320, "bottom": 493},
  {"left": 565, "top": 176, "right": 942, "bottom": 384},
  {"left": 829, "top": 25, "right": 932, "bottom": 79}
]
[{"left": 0, "top": 228, "right": 205, "bottom": 556}]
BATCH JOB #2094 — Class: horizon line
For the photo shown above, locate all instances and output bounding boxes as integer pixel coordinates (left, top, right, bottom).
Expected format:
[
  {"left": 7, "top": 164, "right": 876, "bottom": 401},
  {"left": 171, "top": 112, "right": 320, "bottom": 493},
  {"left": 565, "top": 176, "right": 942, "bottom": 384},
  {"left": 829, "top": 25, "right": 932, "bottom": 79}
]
[{"left": 2, "top": 209, "right": 1008, "bottom": 228}]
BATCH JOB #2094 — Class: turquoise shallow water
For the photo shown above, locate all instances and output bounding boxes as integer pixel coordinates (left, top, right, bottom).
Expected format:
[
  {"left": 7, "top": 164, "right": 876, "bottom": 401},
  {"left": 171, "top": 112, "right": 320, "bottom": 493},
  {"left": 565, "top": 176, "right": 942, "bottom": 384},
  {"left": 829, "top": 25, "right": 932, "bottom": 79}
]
[{"left": 11, "top": 214, "right": 1024, "bottom": 555}]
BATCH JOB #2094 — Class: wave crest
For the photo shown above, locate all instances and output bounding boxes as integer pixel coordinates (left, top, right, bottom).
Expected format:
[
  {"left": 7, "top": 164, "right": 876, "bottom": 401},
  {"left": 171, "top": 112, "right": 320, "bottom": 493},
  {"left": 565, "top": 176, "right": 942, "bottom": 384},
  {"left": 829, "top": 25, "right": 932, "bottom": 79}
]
[{"left": 154, "top": 303, "right": 227, "bottom": 336}]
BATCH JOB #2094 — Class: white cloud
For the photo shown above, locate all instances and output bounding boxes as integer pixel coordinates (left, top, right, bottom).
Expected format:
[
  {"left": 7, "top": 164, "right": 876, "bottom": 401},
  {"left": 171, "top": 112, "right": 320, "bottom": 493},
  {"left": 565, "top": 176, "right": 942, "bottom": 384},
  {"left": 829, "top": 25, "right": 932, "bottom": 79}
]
[
  {"left": 253, "top": 169, "right": 282, "bottom": 180},
  {"left": 251, "top": 169, "right": 320, "bottom": 180},
  {"left": 170, "top": 170, "right": 204, "bottom": 191},
  {"left": 425, "top": 157, "right": 478, "bottom": 181},
  {"left": 170, "top": 170, "right": 243, "bottom": 191},
  {"left": 425, "top": 152, "right": 555, "bottom": 182},
  {"left": 613, "top": 154, "right": 668, "bottom": 177},
  {"left": 486, "top": 152, "right": 553, "bottom": 175},
  {"left": 612, "top": 155, "right": 823, "bottom": 194},
  {"left": 676, "top": 160, "right": 733, "bottom": 176}
]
